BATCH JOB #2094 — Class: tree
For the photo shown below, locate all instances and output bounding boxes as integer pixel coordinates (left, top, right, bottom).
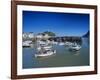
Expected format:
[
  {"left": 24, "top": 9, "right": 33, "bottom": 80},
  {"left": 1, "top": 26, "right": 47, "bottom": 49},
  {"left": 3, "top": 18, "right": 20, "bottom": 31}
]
[{"left": 43, "top": 31, "right": 56, "bottom": 37}]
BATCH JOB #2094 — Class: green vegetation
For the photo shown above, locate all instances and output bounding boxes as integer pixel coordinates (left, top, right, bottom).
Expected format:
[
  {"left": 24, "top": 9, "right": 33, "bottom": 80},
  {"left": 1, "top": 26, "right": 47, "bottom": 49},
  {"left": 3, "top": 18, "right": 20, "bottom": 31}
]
[{"left": 43, "top": 31, "right": 56, "bottom": 37}]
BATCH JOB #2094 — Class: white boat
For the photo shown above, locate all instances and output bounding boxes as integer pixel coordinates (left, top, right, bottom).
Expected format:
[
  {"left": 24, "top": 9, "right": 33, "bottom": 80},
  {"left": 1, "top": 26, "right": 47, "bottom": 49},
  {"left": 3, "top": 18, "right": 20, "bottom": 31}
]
[
  {"left": 43, "top": 46, "right": 52, "bottom": 49},
  {"left": 35, "top": 50, "right": 56, "bottom": 57},
  {"left": 52, "top": 41, "right": 58, "bottom": 45},
  {"left": 35, "top": 40, "right": 56, "bottom": 57},
  {"left": 68, "top": 43, "right": 81, "bottom": 51},
  {"left": 23, "top": 41, "right": 32, "bottom": 47},
  {"left": 37, "top": 40, "right": 46, "bottom": 45},
  {"left": 37, "top": 47, "right": 41, "bottom": 51},
  {"left": 59, "top": 42, "right": 65, "bottom": 45},
  {"left": 54, "top": 42, "right": 58, "bottom": 45},
  {"left": 65, "top": 42, "right": 73, "bottom": 46},
  {"left": 37, "top": 45, "right": 52, "bottom": 50}
]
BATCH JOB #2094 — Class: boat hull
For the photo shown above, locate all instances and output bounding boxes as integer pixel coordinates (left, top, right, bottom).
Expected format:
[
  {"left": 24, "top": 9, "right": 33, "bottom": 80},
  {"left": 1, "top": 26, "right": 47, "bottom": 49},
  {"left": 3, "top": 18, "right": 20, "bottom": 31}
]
[
  {"left": 69, "top": 46, "right": 81, "bottom": 51},
  {"left": 35, "top": 50, "right": 56, "bottom": 57}
]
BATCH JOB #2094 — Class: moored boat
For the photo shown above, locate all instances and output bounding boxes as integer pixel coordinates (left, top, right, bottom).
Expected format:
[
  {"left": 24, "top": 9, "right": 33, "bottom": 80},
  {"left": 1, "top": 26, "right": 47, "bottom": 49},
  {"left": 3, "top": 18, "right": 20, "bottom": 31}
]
[
  {"left": 68, "top": 43, "right": 81, "bottom": 51},
  {"left": 35, "top": 40, "right": 56, "bottom": 57},
  {"left": 59, "top": 42, "right": 65, "bottom": 45},
  {"left": 35, "top": 50, "right": 56, "bottom": 57},
  {"left": 23, "top": 41, "right": 32, "bottom": 47}
]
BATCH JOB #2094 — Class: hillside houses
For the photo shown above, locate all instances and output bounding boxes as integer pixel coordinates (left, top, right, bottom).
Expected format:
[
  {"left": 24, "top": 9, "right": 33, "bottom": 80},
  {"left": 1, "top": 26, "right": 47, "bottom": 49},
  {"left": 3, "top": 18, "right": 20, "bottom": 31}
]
[{"left": 23, "top": 32, "right": 51, "bottom": 40}]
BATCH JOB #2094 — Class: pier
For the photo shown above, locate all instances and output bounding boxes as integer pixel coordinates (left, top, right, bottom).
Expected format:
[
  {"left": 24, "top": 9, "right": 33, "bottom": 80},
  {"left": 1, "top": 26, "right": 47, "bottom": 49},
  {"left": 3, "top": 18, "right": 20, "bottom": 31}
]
[{"left": 48, "top": 36, "right": 82, "bottom": 43}]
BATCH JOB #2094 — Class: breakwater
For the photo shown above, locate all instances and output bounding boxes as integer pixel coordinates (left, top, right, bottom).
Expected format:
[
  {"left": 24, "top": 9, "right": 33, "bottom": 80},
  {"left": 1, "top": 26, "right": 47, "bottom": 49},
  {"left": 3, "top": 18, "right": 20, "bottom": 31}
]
[{"left": 48, "top": 36, "right": 82, "bottom": 42}]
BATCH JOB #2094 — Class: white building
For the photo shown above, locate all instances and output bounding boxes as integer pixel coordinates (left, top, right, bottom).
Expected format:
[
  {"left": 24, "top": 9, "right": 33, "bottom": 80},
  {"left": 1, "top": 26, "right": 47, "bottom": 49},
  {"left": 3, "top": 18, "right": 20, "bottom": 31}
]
[
  {"left": 36, "top": 33, "right": 51, "bottom": 39},
  {"left": 36, "top": 34, "right": 43, "bottom": 39},
  {"left": 23, "top": 32, "right": 51, "bottom": 40},
  {"left": 28, "top": 32, "right": 34, "bottom": 39},
  {"left": 23, "top": 33, "right": 27, "bottom": 39},
  {"left": 23, "top": 32, "right": 34, "bottom": 39}
]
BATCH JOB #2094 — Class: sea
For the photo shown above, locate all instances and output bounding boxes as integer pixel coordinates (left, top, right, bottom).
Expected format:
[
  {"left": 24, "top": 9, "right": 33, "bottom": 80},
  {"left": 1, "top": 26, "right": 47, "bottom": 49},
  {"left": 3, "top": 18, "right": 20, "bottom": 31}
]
[{"left": 23, "top": 38, "right": 89, "bottom": 69}]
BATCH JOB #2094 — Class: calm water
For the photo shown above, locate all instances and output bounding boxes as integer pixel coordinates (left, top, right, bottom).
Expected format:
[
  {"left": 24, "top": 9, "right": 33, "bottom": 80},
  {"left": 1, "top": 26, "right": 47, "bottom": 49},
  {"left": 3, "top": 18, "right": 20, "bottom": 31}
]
[{"left": 23, "top": 38, "right": 89, "bottom": 69}]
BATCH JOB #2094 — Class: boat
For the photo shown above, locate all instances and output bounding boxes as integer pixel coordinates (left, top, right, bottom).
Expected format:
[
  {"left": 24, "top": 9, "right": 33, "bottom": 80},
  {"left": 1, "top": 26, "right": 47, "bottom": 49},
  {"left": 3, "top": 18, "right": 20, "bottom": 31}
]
[
  {"left": 35, "top": 40, "right": 56, "bottom": 57},
  {"left": 43, "top": 46, "right": 52, "bottom": 49},
  {"left": 54, "top": 42, "right": 58, "bottom": 45},
  {"left": 35, "top": 50, "right": 56, "bottom": 57},
  {"left": 52, "top": 41, "right": 58, "bottom": 45},
  {"left": 68, "top": 43, "right": 81, "bottom": 51},
  {"left": 65, "top": 42, "right": 73, "bottom": 46},
  {"left": 59, "top": 42, "right": 65, "bottom": 45},
  {"left": 37, "top": 40, "right": 46, "bottom": 45},
  {"left": 37, "top": 45, "right": 52, "bottom": 50},
  {"left": 23, "top": 41, "right": 32, "bottom": 47},
  {"left": 37, "top": 47, "right": 41, "bottom": 51}
]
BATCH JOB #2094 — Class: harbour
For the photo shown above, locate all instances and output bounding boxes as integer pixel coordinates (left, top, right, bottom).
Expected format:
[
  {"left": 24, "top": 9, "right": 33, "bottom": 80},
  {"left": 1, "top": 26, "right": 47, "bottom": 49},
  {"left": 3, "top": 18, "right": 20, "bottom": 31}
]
[
  {"left": 23, "top": 38, "right": 89, "bottom": 69},
  {"left": 22, "top": 11, "right": 90, "bottom": 69}
]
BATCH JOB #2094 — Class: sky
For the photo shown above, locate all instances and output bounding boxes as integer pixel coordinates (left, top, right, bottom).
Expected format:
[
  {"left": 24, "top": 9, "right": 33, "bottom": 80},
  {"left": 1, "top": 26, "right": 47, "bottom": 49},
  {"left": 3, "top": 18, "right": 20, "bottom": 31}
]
[{"left": 23, "top": 11, "right": 89, "bottom": 36}]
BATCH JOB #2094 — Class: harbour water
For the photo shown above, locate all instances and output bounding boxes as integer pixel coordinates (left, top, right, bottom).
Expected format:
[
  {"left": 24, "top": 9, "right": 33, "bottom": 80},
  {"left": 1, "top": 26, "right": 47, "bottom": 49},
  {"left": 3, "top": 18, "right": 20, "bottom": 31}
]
[{"left": 23, "top": 38, "right": 89, "bottom": 69}]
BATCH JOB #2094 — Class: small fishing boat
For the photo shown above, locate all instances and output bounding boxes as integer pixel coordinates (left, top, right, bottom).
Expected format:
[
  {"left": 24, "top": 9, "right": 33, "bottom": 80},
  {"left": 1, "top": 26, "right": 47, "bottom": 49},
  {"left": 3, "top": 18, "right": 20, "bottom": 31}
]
[
  {"left": 65, "top": 42, "right": 73, "bottom": 46},
  {"left": 37, "top": 45, "right": 52, "bottom": 51},
  {"left": 52, "top": 42, "right": 57, "bottom": 45},
  {"left": 35, "top": 49, "right": 56, "bottom": 57},
  {"left": 43, "top": 46, "right": 52, "bottom": 49},
  {"left": 23, "top": 41, "right": 32, "bottom": 47},
  {"left": 68, "top": 43, "right": 81, "bottom": 51},
  {"left": 59, "top": 42, "right": 65, "bottom": 45},
  {"left": 35, "top": 40, "right": 56, "bottom": 57},
  {"left": 37, "top": 40, "right": 46, "bottom": 45}
]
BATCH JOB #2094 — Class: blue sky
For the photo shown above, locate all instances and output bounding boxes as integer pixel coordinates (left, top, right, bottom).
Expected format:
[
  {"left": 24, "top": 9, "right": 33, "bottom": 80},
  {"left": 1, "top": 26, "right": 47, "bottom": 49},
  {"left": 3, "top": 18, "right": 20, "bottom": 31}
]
[{"left": 23, "top": 11, "right": 89, "bottom": 36}]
